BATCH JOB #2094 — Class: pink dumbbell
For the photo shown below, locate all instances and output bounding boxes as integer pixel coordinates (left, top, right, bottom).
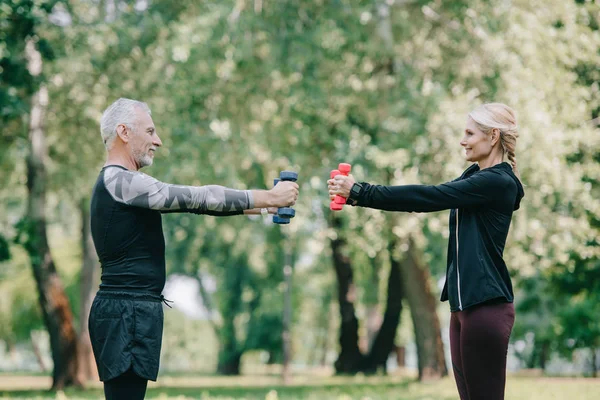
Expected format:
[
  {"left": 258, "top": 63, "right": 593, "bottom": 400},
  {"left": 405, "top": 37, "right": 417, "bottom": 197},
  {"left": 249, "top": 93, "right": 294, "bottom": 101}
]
[{"left": 330, "top": 163, "right": 352, "bottom": 211}]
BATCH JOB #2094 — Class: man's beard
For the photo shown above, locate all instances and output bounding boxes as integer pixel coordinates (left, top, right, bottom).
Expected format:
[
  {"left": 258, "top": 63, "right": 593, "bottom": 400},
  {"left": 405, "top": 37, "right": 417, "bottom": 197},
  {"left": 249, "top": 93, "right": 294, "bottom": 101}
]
[{"left": 133, "top": 149, "right": 153, "bottom": 168}]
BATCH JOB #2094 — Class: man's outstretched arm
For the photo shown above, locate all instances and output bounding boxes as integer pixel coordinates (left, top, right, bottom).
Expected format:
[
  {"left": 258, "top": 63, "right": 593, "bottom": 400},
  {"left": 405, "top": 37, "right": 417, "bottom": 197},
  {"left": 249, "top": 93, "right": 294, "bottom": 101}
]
[{"left": 103, "top": 167, "right": 297, "bottom": 215}]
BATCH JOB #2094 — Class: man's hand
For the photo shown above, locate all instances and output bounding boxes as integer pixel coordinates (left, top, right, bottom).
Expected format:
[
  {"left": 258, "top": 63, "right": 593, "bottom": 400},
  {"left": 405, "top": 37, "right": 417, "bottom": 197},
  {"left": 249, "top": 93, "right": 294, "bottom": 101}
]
[
  {"left": 269, "top": 180, "right": 299, "bottom": 207},
  {"left": 327, "top": 174, "right": 355, "bottom": 201}
]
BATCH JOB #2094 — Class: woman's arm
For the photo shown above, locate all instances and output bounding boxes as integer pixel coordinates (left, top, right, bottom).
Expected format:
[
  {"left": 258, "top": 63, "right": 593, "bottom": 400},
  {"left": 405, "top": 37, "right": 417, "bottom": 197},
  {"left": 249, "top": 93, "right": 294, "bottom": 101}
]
[{"left": 330, "top": 169, "right": 507, "bottom": 212}]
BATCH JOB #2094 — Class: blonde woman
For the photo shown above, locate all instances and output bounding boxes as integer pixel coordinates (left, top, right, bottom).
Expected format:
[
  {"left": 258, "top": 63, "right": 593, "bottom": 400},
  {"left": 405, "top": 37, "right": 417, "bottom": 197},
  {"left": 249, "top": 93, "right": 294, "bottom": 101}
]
[{"left": 328, "top": 103, "right": 524, "bottom": 400}]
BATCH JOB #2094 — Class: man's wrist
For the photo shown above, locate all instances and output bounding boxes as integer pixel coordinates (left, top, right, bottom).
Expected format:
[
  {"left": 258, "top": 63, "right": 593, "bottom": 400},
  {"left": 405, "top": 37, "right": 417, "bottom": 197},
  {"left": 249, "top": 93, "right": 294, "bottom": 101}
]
[{"left": 251, "top": 190, "right": 276, "bottom": 208}]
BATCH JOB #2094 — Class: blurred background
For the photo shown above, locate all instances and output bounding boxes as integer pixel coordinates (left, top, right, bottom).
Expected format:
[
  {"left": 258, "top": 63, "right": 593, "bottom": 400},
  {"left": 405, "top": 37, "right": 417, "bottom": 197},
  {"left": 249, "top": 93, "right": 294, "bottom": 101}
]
[{"left": 1, "top": 0, "right": 599, "bottom": 399}]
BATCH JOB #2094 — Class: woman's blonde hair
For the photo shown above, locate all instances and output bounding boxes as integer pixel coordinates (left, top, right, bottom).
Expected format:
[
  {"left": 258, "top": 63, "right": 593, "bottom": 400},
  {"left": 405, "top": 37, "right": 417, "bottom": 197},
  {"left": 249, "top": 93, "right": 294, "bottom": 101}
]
[{"left": 469, "top": 103, "right": 520, "bottom": 179}]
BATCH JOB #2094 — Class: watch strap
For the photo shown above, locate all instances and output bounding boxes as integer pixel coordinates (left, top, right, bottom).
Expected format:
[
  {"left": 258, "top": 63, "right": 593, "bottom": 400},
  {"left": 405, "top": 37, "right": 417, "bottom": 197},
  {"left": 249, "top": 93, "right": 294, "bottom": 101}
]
[{"left": 346, "top": 182, "right": 364, "bottom": 206}]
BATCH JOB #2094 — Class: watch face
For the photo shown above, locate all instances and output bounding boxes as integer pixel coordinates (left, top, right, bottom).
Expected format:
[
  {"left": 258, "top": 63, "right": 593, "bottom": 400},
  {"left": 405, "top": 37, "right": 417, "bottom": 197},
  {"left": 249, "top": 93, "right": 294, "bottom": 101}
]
[{"left": 351, "top": 184, "right": 361, "bottom": 195}]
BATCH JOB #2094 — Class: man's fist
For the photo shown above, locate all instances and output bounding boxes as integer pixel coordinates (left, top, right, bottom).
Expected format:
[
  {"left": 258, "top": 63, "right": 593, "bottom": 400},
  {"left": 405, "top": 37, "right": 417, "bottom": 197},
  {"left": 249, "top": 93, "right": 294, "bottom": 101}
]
[{"left": 270, "top": 180, "right": 299, "bottom": 207}]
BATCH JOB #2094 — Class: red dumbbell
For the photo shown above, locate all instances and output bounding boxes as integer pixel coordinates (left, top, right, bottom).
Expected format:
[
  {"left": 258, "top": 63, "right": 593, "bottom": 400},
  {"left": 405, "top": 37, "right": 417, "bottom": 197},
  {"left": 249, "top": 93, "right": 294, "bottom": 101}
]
[{"left": 330, "top": 163, "right": 352, "bottom": 211}]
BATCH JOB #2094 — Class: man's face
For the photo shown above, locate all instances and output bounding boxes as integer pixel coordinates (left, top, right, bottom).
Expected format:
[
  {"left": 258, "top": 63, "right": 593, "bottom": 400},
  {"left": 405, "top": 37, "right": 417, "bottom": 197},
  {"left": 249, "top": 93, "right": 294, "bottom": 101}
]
[{"left": 129, "top": 108, "right": 162, "bottom": 168}]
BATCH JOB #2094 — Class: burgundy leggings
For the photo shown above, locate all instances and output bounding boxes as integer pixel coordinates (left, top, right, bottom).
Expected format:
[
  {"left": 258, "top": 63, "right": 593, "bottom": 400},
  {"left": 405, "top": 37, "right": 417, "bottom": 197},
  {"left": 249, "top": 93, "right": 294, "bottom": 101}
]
[{"left": 450, "top": 301, "right": 515, "bottom": 400}]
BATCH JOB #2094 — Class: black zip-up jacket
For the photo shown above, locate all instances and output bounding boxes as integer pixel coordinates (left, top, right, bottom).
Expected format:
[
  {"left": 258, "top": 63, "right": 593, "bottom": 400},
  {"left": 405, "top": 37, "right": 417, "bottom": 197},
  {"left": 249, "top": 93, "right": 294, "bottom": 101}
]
[{"left": 351, "top": 162, "right": 524, "bottom": 312}]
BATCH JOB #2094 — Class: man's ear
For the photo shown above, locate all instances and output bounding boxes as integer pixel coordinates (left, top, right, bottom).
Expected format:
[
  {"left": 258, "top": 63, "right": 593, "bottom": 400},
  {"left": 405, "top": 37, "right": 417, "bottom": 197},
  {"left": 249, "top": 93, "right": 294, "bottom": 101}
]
[
  {"left": 116, "top": 124, "right": 129, "bottom": 143},
  {"left": 490, "top": 128, "right": 500, "bottom": 147}
]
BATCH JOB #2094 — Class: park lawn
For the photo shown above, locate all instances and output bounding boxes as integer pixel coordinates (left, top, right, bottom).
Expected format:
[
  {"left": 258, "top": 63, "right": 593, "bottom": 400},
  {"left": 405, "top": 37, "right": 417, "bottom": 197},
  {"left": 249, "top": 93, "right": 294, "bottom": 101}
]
[{"left": 0, "top": 375, "right": 599, "bottom": 399}]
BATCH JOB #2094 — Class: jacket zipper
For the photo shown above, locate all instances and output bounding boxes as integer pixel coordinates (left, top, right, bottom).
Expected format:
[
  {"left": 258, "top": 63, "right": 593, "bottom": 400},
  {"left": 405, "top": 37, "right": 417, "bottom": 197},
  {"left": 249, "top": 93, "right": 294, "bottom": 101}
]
[{"left": 456, "top": 208, "right": 463, "bottom": 310}]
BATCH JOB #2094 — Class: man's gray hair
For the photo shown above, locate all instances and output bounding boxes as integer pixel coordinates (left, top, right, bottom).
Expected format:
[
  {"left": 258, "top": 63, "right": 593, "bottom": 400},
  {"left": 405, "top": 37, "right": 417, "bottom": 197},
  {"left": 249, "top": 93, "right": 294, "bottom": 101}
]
[{"left": 100, "top": 98, "right": 151, "bottom": 149}]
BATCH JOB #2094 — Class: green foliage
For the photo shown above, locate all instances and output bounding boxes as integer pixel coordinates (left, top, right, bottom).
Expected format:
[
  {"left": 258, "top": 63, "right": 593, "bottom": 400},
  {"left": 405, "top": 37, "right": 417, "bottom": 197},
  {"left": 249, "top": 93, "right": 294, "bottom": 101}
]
[
  {"left": 0, "top": 246, "right": 43, "bottom": 343},
  {"left": 1, "top": 0, "right": 600, "bottom": 374},
  {"left": 0, "top": 0, "right": 62, "bottom": 125}
]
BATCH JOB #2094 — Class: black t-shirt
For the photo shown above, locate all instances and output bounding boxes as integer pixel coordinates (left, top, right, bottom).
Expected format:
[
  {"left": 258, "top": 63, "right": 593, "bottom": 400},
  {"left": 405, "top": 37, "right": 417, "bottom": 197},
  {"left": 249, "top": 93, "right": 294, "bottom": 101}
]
[{"left": 90, "top": 165, "right": 252, "bottom": 294}]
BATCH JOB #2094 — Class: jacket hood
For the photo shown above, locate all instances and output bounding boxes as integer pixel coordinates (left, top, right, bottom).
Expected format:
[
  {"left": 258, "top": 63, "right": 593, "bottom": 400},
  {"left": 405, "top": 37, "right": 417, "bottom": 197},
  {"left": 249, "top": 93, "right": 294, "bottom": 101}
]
[{"left": 495, "top": 162, "right": 524, "bottom": 210}]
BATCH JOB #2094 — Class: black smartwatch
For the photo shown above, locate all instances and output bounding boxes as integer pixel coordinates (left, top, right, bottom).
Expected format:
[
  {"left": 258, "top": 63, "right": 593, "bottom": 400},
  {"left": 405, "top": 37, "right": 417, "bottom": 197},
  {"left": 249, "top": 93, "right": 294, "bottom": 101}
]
[{"left": 346, "top": 182, "right": 363, "bottom": 206}]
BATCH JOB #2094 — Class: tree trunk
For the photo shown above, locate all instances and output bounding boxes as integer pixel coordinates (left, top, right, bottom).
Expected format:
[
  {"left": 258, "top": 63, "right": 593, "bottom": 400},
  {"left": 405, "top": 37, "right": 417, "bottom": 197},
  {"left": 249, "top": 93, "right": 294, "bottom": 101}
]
[
  {"left": 373, "top": 0, "right": 446, "bottom": 379},
  {"left": 365, "top": 255, "right": 382, "bottom": 351},
  {"left": 78, "top": 198, "right": 99, "bottom": 382},
  {"left": 330, "top": 215, "right": 364, "bottom": 374},
  {"left": 217, "top": 347, "right": 242, "bottom": 375},
  {"left": 362, "top": 235, "right": 403, "bottom": 374},
  {"left": 216, "top": 258, "right": 244, "bottom": 375},
  {"left": 539, "top": 339, "right": 549, "bottom": 371},
  {"left": 329, "top": 210, "right": 405, "bottom": 375},
  {"left": 24, "top": 42, "right": 83, "bottom": 389},
  {"left": 402, "top": 237, "right": 448, "bottom": 380},
  {"left": 592, "top": 348, "right": 598, "bottom": 378},
  {"left": 217, "top": 308, "right": 242, "bottom": 375}
]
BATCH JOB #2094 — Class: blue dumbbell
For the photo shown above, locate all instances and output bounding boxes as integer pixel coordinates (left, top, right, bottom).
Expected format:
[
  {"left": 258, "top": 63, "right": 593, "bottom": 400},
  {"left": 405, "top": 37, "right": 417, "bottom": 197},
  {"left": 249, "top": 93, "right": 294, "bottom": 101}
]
[{"left": 273, "top": 171, "right": 298, "bottom": 225}]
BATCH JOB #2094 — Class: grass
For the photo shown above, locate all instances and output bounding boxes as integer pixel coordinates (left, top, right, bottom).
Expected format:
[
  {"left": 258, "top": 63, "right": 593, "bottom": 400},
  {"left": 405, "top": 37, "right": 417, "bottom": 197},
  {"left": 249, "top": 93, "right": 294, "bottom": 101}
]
[{"left": 0, "top": 374, "right": 599, "bottom": 399}]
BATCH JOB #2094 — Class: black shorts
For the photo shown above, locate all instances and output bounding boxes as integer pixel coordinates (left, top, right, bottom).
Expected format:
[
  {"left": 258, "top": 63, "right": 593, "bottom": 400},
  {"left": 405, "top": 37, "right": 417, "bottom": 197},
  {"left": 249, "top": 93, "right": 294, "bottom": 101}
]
[{"left": 89, "top": 290, "right": 164, "bottom": 381}]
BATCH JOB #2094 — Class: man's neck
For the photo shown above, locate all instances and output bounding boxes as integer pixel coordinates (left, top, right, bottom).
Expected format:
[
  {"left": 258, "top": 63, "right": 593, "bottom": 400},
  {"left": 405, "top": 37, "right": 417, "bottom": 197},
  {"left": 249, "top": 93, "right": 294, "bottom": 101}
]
[{"left": 104, "top": 151, "right": 139, "bottom": 171}]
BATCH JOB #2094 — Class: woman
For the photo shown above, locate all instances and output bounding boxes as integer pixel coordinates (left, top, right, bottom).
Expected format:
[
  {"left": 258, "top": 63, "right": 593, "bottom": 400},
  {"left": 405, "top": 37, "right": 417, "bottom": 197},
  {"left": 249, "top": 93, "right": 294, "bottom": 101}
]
[{"left": 328, "top": 103, "right": 525, "bottom": 400}]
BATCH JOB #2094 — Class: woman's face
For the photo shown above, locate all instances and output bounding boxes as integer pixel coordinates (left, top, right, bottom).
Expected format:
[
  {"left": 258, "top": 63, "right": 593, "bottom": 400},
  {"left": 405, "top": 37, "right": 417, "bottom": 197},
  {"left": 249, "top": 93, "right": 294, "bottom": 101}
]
[{"left": 461, "top": 117, "right": 492, "bottom": 162}]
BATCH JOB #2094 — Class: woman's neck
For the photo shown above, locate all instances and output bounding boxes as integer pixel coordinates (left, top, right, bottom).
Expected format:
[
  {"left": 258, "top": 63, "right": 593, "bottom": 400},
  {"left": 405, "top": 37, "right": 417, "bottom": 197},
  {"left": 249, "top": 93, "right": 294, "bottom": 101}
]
[{"left": 477, "top": 150, "right": 504, "bottom": 170}]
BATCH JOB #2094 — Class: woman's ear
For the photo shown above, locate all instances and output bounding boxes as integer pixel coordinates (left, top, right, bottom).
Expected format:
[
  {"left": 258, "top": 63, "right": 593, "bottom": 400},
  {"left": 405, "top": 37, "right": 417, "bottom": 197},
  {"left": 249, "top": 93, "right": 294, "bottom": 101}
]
[{"left": 490, "top": 128, "right": 500, "bottom": 147}]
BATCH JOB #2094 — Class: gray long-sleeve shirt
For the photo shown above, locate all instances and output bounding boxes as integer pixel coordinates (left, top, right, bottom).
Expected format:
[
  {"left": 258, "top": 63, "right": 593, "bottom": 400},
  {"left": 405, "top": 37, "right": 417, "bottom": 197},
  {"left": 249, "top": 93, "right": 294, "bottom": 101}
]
[{"left": 90, "top": 165, "right": 253, "bottom": 293}]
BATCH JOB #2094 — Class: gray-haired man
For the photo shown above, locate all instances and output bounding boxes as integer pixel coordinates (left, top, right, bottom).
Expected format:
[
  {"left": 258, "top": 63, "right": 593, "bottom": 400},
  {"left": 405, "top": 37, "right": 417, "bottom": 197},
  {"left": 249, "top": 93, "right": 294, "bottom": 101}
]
[{"left": 89, "top": 98, "right": 298, "bottom": 399}]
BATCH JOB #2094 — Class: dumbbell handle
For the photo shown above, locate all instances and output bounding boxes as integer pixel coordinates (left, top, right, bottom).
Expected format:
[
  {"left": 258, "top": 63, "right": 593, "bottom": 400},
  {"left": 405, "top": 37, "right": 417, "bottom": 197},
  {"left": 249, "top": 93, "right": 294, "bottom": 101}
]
[
  {"left": 274, "top": 171, "right": 298, "bottom": 224},
  {"left": 330, "top": 163, "right": 351, "bottom": 211}
]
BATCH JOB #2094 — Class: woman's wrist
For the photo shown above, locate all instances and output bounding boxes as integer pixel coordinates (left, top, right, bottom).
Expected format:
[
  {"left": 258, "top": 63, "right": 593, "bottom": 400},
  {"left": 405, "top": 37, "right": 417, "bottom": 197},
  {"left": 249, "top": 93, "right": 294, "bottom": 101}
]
[{"left": 346, "top": 182, "right": 364, "bottom": 206}]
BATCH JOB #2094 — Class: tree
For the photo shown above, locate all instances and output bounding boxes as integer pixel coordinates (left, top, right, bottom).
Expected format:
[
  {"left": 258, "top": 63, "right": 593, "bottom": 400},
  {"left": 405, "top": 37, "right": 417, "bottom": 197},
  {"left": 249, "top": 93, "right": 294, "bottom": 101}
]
[
  {"left": 508, "top": 0, "right": 600, "bottom": 370},
  {"left": 20, "top": 45, "right": 82, "bottom": 389},
  {"left": 3, "top": 0, "right": 83, "bottom": 389}
]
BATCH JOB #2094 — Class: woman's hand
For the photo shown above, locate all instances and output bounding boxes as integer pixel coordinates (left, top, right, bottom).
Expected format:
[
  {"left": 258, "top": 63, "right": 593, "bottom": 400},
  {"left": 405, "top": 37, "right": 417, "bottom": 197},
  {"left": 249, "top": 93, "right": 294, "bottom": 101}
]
[{"left": 327, "top": 174, "right": 355, "bottom": 201}]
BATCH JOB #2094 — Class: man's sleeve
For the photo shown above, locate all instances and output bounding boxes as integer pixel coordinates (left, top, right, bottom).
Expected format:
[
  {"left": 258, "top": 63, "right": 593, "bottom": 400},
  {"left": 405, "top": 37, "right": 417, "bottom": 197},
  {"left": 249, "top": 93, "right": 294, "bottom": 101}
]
[
  {"left": 103, "top": 167, "right": 253, "bottom": 214},
  {"left": 356, "top": 170, "right": 504, "bottom": 212}
]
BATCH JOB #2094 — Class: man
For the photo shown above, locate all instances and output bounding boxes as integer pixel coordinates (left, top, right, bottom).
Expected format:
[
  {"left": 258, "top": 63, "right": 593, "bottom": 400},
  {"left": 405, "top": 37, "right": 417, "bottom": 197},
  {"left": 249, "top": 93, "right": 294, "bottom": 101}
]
[{"left": 89, "top": 98, "right": 299, "bottom": 399}]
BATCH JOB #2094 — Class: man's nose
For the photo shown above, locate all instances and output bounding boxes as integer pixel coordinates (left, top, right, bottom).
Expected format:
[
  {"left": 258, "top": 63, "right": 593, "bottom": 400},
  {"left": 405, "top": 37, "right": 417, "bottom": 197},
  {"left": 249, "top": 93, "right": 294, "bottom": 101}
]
[{"left": 153, "top": 135, "right": 163, "bottom": 147}]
